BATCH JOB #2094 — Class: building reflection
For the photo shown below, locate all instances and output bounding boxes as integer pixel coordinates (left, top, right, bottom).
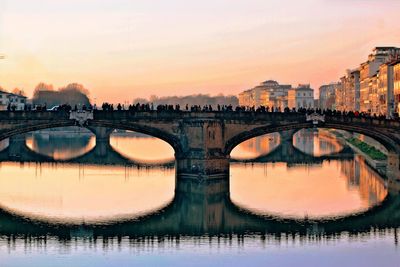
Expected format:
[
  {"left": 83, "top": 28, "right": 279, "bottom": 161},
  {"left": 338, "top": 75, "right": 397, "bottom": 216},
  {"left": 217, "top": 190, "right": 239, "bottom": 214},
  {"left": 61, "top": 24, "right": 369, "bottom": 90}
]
[
  {"left": 293, "top": 129, "right": 344, "bottom": 157},
  {"left": 340, "top": 155, "right": 387, "bottom": 207},
  {"left": 231, "top": 133, "right": 280, "bottom": 159}
]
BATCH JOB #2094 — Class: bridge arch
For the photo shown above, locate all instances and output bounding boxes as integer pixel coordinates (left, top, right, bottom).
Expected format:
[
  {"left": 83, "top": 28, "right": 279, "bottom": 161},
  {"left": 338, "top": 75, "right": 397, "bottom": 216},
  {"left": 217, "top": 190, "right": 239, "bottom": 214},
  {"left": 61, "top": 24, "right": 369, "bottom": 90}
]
[
  {"left": 224, "top": 123, "right": 400, "bottom": 156},
  {"left": 0, "top": 121, "right": 181, "bottom": 162},
  {"left": 86, "top": 121, "right": 183, "bottom": 155},
  {"left": 0, "top": 121, "right": 76, "bottom": 142}
]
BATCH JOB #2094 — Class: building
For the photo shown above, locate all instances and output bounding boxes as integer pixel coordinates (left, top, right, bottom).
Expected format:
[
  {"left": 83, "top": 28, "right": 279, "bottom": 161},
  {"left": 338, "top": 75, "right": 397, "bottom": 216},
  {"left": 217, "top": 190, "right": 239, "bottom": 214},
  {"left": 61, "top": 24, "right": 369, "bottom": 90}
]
[
  {"left": 377, "top": 63, "right": 395, "bottom": 117},
  {"left": 359, "top": 47, "right": 400, "bottom": 113},
  {"left": 335, "top": 81, "right": 345, "bottom": 111},
  {"left": 319, "top": 83, "right": 340, "bottom": 110},
  {"left": 0, "top": 90, "right": 9, "bottom": 110},
  {"left": 339, "top": 69, "right": 360, "bottom": 112},
  {"left": 238, "top": 80, "right": 292, "bottom": 109},
  {"left": 394, "top": 62, "right": 400, "bottom": 116},
  {"left": 369, "top": 74, "right": 379, "bottom": 114},
  {"left": 288, "top": 84, "right": 314, "bottom": 109},
  {"left": 0, "top": 90, "right": 27, "bottom": 110},
  {"left": 8, "top": 93, "right": 27, "bottom": 110},
  {"left": 238, "top": 90, "right": 253, "bottom": 107}
]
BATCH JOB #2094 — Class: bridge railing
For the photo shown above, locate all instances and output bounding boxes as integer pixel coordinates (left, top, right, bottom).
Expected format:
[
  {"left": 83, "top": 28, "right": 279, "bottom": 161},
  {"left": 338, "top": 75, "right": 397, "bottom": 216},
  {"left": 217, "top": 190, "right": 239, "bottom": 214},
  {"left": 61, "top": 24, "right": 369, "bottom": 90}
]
[
  {"left": 92, "top": 110, "right": 308, "bottom": 121},
  {"left": 1, "top": 110, "right": 400, "bottom": 129},
  {"left": 0, "top": 111, "right": 70, "bottom": 120},
  {"left": 326, "top": 115, "right": 400, "bottom": 129}
]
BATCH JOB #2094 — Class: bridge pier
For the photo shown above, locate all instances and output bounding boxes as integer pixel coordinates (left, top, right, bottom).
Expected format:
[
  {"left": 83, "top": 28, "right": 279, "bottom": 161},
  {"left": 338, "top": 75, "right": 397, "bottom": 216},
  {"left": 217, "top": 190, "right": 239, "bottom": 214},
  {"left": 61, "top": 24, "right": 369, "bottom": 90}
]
[
  {"left": 176, "top": 120, "right": 230, "bottom": 181},
  {"left": 8, "top": 134, "right": 26, "bottom": 158},
  {"left": 86, "top": 126, "right": 114, "bottom": 157},
  {"left": 176, "top": 156, "right": 230, "bottom": 181},
  {"left": 278, "top": 129, "right": 297, "bottom": 158}
]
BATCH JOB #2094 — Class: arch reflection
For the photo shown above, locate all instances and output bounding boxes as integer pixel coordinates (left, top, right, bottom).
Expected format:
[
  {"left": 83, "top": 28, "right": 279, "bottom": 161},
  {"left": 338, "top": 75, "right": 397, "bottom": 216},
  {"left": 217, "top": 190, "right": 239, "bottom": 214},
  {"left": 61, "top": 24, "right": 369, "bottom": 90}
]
[
  {"left": 230, "top": 157, "right": 387, "bottom": 219},
  {"left": 0, "top": 175, "right": 398, "bottom": 241},
  {"left": 0, "top": 162, "right": 175, "bottom": 224}
]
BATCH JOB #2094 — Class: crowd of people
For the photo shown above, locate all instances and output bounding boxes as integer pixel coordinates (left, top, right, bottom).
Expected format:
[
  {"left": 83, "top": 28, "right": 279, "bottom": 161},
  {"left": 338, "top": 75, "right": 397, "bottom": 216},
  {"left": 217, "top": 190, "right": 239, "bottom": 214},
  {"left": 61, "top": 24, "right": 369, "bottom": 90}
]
[
  {"left": 96, "top": 102, "right": 399, "bottom": 121},
  {"left": 100, "top": 102, "right": 236, "bottom": 112},
  {"left": 6, "top": 101, "right": 400, "bottom": 121},
  {"left": 99, "top": 102, "right": 396, "bottom": 119}
]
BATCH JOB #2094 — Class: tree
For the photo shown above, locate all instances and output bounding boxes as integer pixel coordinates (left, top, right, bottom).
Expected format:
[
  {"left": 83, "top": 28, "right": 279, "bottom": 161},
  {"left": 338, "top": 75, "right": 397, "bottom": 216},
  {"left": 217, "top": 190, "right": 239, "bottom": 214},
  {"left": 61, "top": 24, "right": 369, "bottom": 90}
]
[
  {"left": 32, "top": 82, "right": 91, "bottom": 107},
  {"left": 34, "top": 82, "right": 54, "bottom": 92},
  {"left": 11, "top": 88, "right": 25, "bottom": 96},
  {"left": 58, "top": 83, "right": 91, "bottom": 106}
]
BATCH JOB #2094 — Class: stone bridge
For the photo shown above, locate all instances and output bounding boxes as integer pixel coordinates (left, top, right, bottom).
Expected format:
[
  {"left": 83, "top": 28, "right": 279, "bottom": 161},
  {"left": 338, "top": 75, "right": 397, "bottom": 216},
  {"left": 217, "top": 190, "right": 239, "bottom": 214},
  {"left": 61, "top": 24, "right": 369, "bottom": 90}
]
[
  {"left": 0, "top": 129, "right": 352, "bottom": 167},
  {"left": 0, "top": 111, "right": 399, "bottom": 180}
]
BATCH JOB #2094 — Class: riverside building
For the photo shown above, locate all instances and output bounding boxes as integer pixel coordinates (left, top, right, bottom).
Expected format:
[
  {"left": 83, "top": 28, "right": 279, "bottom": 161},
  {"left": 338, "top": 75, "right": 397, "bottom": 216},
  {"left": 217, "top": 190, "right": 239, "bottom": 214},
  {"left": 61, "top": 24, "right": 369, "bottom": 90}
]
[
  {"left": 288, "top": 84, "right": 314, "bottom": 109},
  {"left": 238, "top": 80, "right": 292, "bottom": 109},
  {"left": 319, "top": 83, "right": 341, "bottom": 110},
  {"left": 339, "top": 69, "right": 360, "bottom": 112},
  {"left": 359, "top": 47, "right": 400, "bottom": 113}
]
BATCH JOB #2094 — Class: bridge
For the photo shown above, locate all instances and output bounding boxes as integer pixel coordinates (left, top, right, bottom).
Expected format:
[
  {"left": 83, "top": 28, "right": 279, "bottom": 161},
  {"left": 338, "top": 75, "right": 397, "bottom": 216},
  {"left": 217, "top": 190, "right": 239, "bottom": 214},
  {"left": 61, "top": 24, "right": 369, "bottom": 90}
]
[
  {"left": 0, "top": 129, "right": 353, "bottom": 167},
  {"left": 0, "top": 111, "right": 399, "bottom": 181}
]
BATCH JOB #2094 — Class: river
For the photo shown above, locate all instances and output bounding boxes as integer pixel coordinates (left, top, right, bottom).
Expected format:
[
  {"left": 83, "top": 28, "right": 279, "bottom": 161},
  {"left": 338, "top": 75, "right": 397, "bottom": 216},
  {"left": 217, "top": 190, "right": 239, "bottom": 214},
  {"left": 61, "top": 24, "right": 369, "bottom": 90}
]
[{"left": 0, "top": 128, "right": 398, "bottom": 266}]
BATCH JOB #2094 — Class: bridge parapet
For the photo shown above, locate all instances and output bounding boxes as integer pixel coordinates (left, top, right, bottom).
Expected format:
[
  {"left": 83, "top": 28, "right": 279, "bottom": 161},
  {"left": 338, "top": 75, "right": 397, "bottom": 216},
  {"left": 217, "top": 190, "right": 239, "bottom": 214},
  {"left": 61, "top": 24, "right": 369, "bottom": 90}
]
[
  {"left": 325, "top": 115, "right": 400, "bottom": 129},
  {"left": 0, "top": 111, "right": 70, "bottom": 120}
]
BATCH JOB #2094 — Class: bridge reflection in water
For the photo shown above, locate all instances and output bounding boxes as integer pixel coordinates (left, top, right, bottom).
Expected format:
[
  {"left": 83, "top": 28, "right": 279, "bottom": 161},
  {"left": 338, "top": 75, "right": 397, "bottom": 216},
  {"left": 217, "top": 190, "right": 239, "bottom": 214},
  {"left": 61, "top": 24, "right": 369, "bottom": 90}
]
[
  {"left": 0, "top": 127, "right": 400, "bottom": 253},
  {"left": 0, "top": 172, "right": 399, "bottom": 243},
  {"left": 0, "top": 127, "right": 399, "bottom": 251}
]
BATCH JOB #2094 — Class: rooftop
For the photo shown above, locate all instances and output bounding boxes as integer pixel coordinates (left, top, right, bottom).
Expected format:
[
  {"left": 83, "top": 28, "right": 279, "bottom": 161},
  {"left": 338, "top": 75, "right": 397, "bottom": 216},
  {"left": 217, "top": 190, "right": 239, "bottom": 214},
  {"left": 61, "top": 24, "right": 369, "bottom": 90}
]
[
  {"left": 261, "top": 80, "right": 279, "bottom": 86},
  {"left": 7, "top": 93, "right": 27, "bottom": 98}
]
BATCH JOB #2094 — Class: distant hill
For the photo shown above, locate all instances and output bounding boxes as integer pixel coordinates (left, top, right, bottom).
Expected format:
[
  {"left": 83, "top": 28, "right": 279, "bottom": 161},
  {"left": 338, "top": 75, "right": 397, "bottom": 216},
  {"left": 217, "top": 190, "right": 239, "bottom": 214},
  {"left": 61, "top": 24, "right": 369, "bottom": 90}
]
[{"left": 133, "top": 94, "right": 238, "bottom": 108}]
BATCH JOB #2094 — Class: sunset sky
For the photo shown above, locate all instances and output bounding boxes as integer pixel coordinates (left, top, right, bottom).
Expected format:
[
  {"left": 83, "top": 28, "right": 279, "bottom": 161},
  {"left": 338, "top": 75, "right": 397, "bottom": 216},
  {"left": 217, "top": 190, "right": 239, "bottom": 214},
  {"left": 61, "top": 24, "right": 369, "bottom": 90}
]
[{"left": 0, "top": 0, "right": 400, "bottom": 103}]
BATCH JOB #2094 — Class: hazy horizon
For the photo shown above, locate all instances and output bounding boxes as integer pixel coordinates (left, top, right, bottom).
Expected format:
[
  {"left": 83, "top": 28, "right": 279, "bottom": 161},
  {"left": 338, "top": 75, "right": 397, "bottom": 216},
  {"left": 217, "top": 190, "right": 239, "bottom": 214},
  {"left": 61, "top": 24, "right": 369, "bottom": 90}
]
[{"left": 0, "top": 0, "right": 399, "bottom": 103}]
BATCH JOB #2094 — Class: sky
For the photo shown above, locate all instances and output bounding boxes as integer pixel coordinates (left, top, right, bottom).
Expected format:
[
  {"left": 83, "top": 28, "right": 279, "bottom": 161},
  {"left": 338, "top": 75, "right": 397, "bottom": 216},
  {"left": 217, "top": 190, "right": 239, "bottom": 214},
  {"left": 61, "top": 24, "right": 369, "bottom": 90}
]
[{"left": 0, "top": 0, "right": 400, "bottom": 103}]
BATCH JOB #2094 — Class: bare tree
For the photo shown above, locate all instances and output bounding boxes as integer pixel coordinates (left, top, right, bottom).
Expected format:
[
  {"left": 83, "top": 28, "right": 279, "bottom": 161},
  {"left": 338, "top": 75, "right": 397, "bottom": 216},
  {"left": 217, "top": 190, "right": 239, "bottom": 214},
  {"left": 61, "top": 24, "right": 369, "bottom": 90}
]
[{"left": 11, "top": 88, "right": 26, "bottom": 96}]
